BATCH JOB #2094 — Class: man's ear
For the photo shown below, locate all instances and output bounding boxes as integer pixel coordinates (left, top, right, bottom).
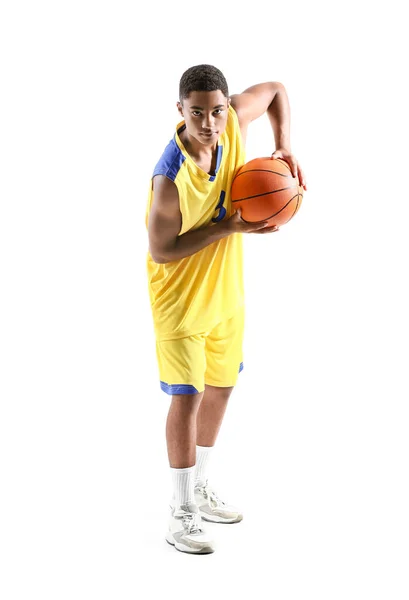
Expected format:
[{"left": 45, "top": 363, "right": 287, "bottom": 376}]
[
  {"left": 176, "top": 101, "right": 183, "bottom": 117},
  {"left": 227, "top": 96, "right": 231, "bottom": 107}
]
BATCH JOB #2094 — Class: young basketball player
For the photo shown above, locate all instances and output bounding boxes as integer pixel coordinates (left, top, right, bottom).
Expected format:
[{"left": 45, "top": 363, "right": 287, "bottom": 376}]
[{"left": 145, "top": 65, "right": 306, "bottom": 554}]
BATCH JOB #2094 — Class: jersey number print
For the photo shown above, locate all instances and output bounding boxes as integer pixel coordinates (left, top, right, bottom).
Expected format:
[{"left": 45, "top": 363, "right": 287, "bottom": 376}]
[{"left": 212, "top": 190, "right": 226, "bottom": 223}]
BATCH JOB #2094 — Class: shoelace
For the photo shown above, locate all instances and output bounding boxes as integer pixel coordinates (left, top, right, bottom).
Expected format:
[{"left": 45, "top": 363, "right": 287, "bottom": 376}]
[
  {"left": 182, "top": 512, "right": 203, "bottom": 534},
  {"left": 198, "top": 484, "right": 226, "bottom": 507}
]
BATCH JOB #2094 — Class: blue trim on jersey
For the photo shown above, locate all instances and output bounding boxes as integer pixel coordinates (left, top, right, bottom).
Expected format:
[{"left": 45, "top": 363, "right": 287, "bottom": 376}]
[
  {"left": 239, "top": 362, "right": 243, "bottom": 373},
  {"left": 209, "top": 145, "right": 223, "bottom": 182},
  {"left": 153, "top": 138, "right": 185, "bottom": 182},
  {"left": 160, "top": 381, "right": 200, "bottom": 395}
]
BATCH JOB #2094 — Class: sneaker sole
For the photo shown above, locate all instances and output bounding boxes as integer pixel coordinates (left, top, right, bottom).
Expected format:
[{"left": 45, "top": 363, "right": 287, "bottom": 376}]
[
  {"left": 165, "top": 532, "right": 215, "bottom": 554},
  {"left": 200, "top": 512, "right": 243, "bottom": 524}
]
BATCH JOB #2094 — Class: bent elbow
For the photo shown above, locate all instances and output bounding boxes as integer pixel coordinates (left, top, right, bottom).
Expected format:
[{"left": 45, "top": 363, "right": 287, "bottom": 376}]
[
  {"left": 149, "top": 240, "right": 177, "bottom": 264},
  {"left": 150, "top": 253, "right": 165, "bottom": 264},
  {"left": 149, "top": 249, "right": 171, "bottom": 264}
]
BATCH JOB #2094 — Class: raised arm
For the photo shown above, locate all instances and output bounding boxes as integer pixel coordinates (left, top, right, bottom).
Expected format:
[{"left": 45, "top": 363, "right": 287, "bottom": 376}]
[{"left": 231, "top": 82, "right": 307, "bottom": 190}]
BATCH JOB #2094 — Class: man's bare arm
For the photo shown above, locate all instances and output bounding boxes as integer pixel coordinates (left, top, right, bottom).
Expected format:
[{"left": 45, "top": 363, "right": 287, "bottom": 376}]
[
  {"left": 230, "top": 82, "right": 289, "bottom": 147},
  {"left": 230, "top": 82, "right": 307, "bottom": 189},
  {"left": 148, "top": 176, "right": 273, "bottom": 264}
]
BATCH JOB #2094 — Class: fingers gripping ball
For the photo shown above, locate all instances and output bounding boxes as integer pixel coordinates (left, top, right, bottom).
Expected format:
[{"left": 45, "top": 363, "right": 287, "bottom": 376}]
[{"left": 231, "top": 158, "right": 304, "bottom": 227}]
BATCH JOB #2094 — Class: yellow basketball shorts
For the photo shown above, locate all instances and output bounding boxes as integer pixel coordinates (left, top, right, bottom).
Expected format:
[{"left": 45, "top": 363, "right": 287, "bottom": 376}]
[{"left": 155, "top": 307, "right": 245, "bottom": 395}]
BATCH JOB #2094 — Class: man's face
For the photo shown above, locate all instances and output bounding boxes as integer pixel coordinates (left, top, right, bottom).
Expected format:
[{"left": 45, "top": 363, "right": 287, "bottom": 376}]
[{"left": 177, "top": 90, "right": 230, "bottom": 146}]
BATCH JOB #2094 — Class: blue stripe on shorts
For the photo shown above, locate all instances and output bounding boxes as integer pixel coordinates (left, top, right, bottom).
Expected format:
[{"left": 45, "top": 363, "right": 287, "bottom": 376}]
[{"left": 160, "top": 381, "right": 200, "bottom": 395}]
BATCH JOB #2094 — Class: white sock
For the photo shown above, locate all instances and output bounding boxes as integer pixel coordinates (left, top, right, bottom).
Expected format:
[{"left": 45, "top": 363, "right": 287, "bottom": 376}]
[
  {"left": 194, "top": 445, "right": 213, "bottom": 488},
  {"left": 170, "top": 465, "right": 195, "bottom": 508}
]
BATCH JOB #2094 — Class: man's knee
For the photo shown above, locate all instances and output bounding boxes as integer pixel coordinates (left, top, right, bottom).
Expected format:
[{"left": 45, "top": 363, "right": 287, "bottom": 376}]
[
  {"left": 170, "top": 391, "right": 204, "bottom": 412},
  {"left": 204, "top": 384, "right": 234, "bottom": 401}
]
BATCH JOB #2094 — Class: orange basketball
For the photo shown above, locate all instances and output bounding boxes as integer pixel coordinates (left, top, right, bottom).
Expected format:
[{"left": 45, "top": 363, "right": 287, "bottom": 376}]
[{"left": 231, "top": 157, "right": 303, "bottom": 227}]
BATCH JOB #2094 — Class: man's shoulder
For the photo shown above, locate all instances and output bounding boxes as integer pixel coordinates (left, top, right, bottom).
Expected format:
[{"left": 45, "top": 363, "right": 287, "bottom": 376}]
[
  {"left": 153, "top": 136, "right": 186, "bottom": 182},
  {"left": 224, "top": 104, "right": 242, "bottom": 138},
  {"left": 221, "top": 104, "right": 245, "bottom": 151},
  {"left": 227, "top": 101, "right": 240, "bottom": 124}
]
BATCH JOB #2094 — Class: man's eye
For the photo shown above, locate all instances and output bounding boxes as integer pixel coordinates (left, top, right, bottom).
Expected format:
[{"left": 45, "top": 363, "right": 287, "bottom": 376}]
[{"left": 192, "top": 111, "right": 201, "bottom": 116}]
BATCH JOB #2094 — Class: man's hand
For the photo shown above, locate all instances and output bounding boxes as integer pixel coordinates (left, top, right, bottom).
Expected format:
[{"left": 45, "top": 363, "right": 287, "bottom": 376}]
[
  {"left": 226, "top": 208, "right": 280, "bottom": 234},
  {"left": 249, "top": 223, "right": 280, "bottom": 234},
  {"left": 271, "top": 148, "right": 307, "bottom": 191}
]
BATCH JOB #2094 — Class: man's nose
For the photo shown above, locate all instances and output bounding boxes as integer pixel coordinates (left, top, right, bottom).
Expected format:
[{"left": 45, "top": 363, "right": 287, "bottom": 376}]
[{"left": 202, "top": 114, "right": 215, "bottom": 130}]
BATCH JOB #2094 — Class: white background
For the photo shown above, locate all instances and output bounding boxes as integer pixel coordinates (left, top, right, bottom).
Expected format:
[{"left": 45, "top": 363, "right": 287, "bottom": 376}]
[{"left": 1, "top": 1, "right": 408, "bottom": 598}]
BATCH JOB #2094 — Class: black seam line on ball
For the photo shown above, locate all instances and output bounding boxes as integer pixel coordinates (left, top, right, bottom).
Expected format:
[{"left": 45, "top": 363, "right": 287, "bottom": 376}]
[
  {"left": 231, "top": 185, "right": 297, "bottom": 203},
  {"left": 291, "top": 193, "right": 302, "bottom": 219},
  {"left": 234, "top": 169, "right": 291, "bottom": 179},
  {"left": 240, "top": 192, "right": 300, "bottom": 222}
]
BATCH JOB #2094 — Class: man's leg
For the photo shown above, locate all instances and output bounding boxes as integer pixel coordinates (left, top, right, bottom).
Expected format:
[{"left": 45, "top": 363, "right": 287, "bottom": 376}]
[
  {"left": 191, "top": 309, "right": 244, "bottom": 523},
  {"left": 157, "top": 333, "right": 206, "bottom": 468},
  {"left": 166, "top": 392, "right": 204, "bottom": 468},
  {"left": 196, "top": 384, "right": 234, "bottom": 447},
  {"left": 197, "top": 306, "right": 244, "bottom": 450},
  {"left": 194, "top": 385, "right": 233, "bottom": 488},
  {"left": 166, "top": 392, "right": 205, "bottom": 510},
  {"left": 157, "top": 333, "right": 206, "bottom": 509},
  {"left": 165, "top": 391, "right": 215, "bottom": 553},
  {"left": 193, "top": 384, "right": 243, "bottom": 523},
  {"left": 157, "top": 337, "right": 215, "bottom": 552}
]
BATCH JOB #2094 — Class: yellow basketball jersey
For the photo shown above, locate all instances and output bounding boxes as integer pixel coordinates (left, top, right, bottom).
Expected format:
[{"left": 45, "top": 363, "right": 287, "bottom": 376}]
[{"left": 145, "top": 105, "right": 246, "bottom": 341}]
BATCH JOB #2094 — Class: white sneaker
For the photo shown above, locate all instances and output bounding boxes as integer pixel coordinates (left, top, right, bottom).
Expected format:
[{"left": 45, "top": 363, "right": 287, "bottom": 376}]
[
  {"left": 194, "top": 480, "right": 243, "bottom": 524},
  {"left": 165, "top": 501, "right": 215, "bottom": 554}
]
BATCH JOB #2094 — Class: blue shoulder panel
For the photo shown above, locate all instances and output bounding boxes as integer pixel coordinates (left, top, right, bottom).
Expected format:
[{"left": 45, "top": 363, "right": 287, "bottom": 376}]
[{"left": 153, "top": 138, "right": 185, "bottom": 182}]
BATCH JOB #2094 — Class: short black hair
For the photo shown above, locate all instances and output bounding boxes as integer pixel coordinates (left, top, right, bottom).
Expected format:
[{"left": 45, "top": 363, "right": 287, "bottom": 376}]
[{"left": 179, "top": 64, "right": 229, "bottom": 102}]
